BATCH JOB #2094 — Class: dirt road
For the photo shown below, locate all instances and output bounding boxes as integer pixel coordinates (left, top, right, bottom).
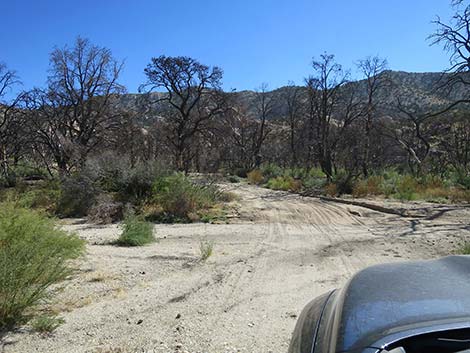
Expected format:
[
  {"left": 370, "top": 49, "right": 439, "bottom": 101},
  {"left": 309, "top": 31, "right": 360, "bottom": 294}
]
[{"left": 5, "top": 183, "right": 470, "bottom": 353}]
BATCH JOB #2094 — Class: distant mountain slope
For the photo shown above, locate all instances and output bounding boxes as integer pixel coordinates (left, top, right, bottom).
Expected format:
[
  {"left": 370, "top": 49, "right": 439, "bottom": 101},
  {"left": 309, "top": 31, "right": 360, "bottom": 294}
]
[{"left": 113, "top": 71, "right": 470, "bottom": 124}]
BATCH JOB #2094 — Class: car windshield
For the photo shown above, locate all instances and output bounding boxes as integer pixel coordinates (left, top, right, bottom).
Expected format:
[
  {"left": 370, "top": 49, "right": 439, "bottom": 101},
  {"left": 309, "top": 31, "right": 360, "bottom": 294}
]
[{"left": 385, "top": 329, "right": 470, "bottom": 353}]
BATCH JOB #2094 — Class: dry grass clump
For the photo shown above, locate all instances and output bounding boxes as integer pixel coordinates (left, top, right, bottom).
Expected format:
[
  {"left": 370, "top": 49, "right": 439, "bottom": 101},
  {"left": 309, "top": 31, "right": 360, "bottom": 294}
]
[
  {"left": 247, "top": 170, "right": 264, "bottom": 185},
  {"left": 199, "top": 239, "right": 214, "bottom": 261}
]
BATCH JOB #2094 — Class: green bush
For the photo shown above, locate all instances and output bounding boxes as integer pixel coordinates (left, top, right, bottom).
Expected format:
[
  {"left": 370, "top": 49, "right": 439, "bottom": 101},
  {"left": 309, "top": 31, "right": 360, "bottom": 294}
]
[
  {"left": 0, "top": 204, "right": 84, "bottom": 331},
  {"left": 419, "top": 174, "right": 444, "bottom": 189},
  {"left": 260, "top": 164, "right": 283, "bottom": 180},
  {"left": 11, "top": 163, "right": 49, "bottom": 180},
  {"left": 302, "top": 176, "right": 326, "bottom": 190},
  {"left": 227, "top": 175, "right": 240, "bottom": 183},
  {"left": 0, "top": 181, "right": 61, "bottom": 213},
  {"left": 115, "top": 215, "right": 154, "bottom": 246},
  {"left": 396, "top": 175, "right": 419, "bottom": 200},
  {"left": 85, "top": 153, "right": 166, "bottom": 202},
  {"left": 30, "top": 314, "right": 65, "bottom": 333},
  {"left": 148, "top": 173, "right": 225, "bottom": 222},
  {"left": 331, "top": 170, "right": 354, "bottom": 195},
  {"left": 460, "top": 242, "right": 470, "bottom": 255},
  {"left": 266, "top": 176, "right": 302, "bottom": 192},
  {"left": 451, "top": 169, "right": 470, "bottom": 190}
]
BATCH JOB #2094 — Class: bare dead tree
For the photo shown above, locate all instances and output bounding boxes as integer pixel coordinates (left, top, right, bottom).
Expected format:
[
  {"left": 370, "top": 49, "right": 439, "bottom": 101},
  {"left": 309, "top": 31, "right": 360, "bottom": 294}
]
[
  {"left": 356, "top": 56, "right": 388, "bottom": 177},
  {"left": 281, "top": 81, "right": 303, "bottom": 167},
  {"left": 0, "top": 63, "right": 26, "bottom": 184},
  {"left": 430, "top": 2, "right": 470, "bottom": 89},
  {"left": 32, "top": 37, "right": 125, "bottom": 175},
  {"left": 382, "top": 96, "right": 468, "bottom": 175},
  {"left": 140, "top": 56, "right": 226, "bottom": 171},
  {"left": 252, "top": 83, "right": 276, "bottom": 168},
  {"left": 305, "top": 54, "right": 349, "bottom": 179},
  {"left": 438, "top": 113, "right": 470, "bottom": 172},
  {"left": 220, "top": 97, "right": 254, "bottom": 171}
]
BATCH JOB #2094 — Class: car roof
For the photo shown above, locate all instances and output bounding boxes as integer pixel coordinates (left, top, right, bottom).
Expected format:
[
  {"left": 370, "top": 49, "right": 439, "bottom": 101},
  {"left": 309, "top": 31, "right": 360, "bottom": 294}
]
[{"left": 335, "top": 256, "right": 470, "bottom": 352}]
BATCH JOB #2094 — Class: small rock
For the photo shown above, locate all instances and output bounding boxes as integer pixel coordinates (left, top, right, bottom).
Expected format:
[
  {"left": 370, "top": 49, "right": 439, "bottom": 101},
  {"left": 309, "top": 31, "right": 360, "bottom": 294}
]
[
  {"left": 136, "top": 319, "right": 143, "bottom": 325},
  {"left": 176, "top": 313, "right": 181, "bottom": 319}
]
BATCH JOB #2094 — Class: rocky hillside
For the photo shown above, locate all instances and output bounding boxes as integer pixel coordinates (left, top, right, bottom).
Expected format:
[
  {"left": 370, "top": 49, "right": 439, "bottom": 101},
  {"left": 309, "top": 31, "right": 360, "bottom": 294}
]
[{"left": 114, "top": 71, "right": 470, "bottom": 124}]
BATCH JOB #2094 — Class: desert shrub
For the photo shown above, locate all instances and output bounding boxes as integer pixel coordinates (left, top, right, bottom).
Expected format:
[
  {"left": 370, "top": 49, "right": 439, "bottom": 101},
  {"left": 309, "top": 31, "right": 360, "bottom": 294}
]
[
  {"left": 56, "top": 174, "right": 96, "bottom": 217},
  {"left": 420, "top": 187, "right": 450, "bottom": 202},
  {"left": 0, "top": 181, "right": 61, "bottom": 213},
  {"left": 233, "top": 168, "right": 249, "bottom": 178},
  {"left": 307, "top": 167, "right": 326, "bottom": 178},
  {"left": 30, "top": 314, "right": 64, "bottom": 333},
  {"left": 302, "top": 176, "right": 326, "bottom": 190},
  {"left": 266, "top": 176, "right": 290, "bottom": 191},
  {"left": 419, "top": 174, "right": 444, "bottom": 189},
  {"left": 149, "top": 173, "right": 224, "bottom": 222},
  {"left": 88, "top": 194, "right": 125, "bottom": 224},
  {"left": 396, "top": 175, "right": 419, "bottom": 200},
  {"left": 352, "top": 175, "right": 384, "bottom": 198},
  {"left": 460, "top": 242, "right": 470, "bottom": 255},
  {"left": 115, "top": 215, "right": 154, "bottom": 246},
  {"left": 0, "top": 204, "right": 84, "bottom": 331},
  {"left": 331, "top": 170, "right": 354, "bottom": 195},
  {"left": 448, "top": 188, "right": 470, "bottom": 203},
  {"left": 267, "top": 176, "right": 302, "bottom": 192},
  {"left": 283, "top": 167, "right": 305, "bottom": 180},
  {"left": 260, "top": 164, "right": 283, "bottom": 180},
  {"left": 451, "top": 169, "right": 470, "bottom": 190},
  {"left": 377, "top": 170, "right": 401, "bottom": 197},
  {"left": 325, "top": 183, "right": 338, "bottom": 196},
  {"left": 227, "top": 175, "right": 240, "bottom": 183},
  {"left": 85, "top": 153, "right": 166, "bottom": 202},
  {"left": 199, "top": 239, "right": 214, "bottom": 261},
  {"left": 12, "top": 162, "right": 49, "bottom": 181},
  {"left": 247, "top": 170, "right": 264, "bottom": 185}
]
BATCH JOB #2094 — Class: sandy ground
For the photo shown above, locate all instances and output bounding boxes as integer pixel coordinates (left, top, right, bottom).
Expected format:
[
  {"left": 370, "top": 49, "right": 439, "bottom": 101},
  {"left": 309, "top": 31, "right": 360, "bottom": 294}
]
[{"left": 3, "top": 183, "right": 470, "bottom": 353}]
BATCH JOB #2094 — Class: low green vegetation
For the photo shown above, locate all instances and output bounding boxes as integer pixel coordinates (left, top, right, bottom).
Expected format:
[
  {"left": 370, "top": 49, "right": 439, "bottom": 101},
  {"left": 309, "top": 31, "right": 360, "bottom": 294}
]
[
  {"left": 30, "top": 314, "right": 65, "bottom": 334},
  {"left": 351, "top": 171, "right": 470, "bottom": 202},
  {"left": 246, "top": 164, "right": 326, "bottom": 193},
  {"left": 459, "top": 243, "right": 470, "bottom": 255},
  {"left": 242, "top": 163, "right": 470, "bottom": 203},
  {"left": 266, "top": 176, "right": 302, "bottom": 192},
  {"left": 199, "top": 239, "right": 214, "bottom": 261},
  {"left": 0, "top": 203, "right": 84, "bottom": 331},
  {"left": 144, "top": 173, "right": 232, "bottom": 223},
  {"left": 0, "top": 155, "right": 233, "bottom": 225},
  {"left": 115, "top": 215, "right": 155, "bottom": 246}
]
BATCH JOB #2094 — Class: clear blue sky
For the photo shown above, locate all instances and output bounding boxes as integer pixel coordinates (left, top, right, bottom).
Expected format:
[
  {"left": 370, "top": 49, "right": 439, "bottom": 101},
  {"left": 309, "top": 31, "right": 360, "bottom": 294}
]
[{"left": 0, "top": 0, "right": 455, "bottom": 94}]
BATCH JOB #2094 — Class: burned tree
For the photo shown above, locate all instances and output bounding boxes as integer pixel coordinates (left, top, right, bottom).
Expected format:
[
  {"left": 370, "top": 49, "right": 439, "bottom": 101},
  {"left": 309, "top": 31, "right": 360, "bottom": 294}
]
[
  {"left": 34, "top": 37, "right": 125, "bottom": 175},
  {"left": 431, "top": 2, "right": 470, "bottom": 76},
  {"left": 141, "top": 56, "right": 226, "bottom": 171},
  {"left": 356, "top": 56, "right": 388, "bottom": 177},
  {"left": 252, "top": 83, "right": 276, "bottom": 168},
  {"left": 0, "top": 63, "right": 26, "bottom": 185},
  {"left": 281, "top": 82, "right": 303, "bottom": 167},
  {"left": 305, "top": 54, "right": 349, "bottom": 179}
]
